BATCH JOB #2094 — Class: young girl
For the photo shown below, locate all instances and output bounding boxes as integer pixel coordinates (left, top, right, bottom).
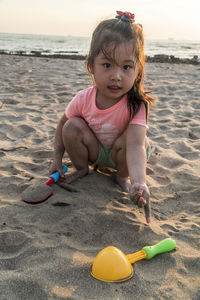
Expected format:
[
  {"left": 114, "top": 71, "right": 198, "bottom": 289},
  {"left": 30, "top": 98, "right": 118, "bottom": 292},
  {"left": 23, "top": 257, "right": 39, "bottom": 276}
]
[{"left": 49, "top": 11, "right": 155, "bottom": 223}]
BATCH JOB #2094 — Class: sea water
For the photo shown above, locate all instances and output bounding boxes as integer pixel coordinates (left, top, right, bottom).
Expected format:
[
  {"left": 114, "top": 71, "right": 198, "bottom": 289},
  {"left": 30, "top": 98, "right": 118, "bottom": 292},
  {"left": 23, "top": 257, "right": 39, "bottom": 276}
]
[{"left": 0, "top": 32, "right": 199, "bottom": 59}]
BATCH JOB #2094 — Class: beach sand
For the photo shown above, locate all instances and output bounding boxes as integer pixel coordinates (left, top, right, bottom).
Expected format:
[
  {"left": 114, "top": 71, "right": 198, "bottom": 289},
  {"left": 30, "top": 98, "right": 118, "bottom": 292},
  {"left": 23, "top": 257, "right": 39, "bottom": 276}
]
[{"left": 0, "top": 54, "right": 199, "bottom": 300}]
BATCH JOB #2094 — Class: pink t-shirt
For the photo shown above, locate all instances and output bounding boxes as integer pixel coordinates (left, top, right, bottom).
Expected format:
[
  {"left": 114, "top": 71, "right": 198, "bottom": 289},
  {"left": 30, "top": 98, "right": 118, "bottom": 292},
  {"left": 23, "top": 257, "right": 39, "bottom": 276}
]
[{"left": 65, "top": 86, "right": 147, "bottom": 147}]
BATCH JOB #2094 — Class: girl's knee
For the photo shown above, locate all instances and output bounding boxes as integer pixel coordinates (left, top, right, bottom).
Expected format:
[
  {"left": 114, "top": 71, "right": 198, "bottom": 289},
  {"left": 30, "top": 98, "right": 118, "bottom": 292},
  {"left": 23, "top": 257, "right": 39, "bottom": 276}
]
[
  {"left": 112, "top": 132, "right": 127, "bottom": 153},
  {"left": 111, "top": 137, "right": 126, "bottom": 165},
  {"left": 145, "top": 136, "right": 149, "bottom": 149},
  {"left": 64, "top": 117, "right": 86, "bottom": 129},
  {"left": 62, "top": 117, "right": 84, "bottom": 139}
]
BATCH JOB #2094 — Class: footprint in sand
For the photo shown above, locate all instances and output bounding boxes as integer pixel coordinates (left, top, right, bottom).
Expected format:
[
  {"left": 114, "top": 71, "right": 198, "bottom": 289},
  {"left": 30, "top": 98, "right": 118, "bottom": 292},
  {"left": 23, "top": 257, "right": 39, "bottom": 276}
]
[
  {"left": 161, "top": 224, "right": 180, "bottom": 233},
  {"left": 6, "top": 124, "right": 36, "bottom": 139},
  {"left": 1, "top": 279, "right": 48, "bottom": 299},
  {"left": 0, "top": 230, "right": 30, "bottom": 256}
]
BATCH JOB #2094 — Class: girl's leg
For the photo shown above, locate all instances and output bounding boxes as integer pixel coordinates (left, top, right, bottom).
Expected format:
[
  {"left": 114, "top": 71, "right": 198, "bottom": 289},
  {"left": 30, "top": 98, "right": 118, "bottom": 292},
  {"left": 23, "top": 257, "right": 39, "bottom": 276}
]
[
  {"left": 62, "top": 117, "right": 99, "bottom": 183},
  {"left": 111, "top": 132, "right": 131, "bottom": 192}
]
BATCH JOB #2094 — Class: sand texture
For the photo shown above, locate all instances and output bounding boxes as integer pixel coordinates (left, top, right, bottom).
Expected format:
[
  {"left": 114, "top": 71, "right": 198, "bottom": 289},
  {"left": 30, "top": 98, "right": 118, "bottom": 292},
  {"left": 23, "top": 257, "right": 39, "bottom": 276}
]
[{"left": 0, "top": 54, "right": 200, "bottom": 300}]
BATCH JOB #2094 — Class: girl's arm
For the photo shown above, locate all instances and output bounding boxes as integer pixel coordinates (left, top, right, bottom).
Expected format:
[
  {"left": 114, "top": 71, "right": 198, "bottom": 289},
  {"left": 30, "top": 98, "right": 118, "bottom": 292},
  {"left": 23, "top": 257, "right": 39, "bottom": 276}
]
[
  {"left": 49, "top": 113, "right": 68, "bottom": 177},
  {"left": 126, "top": 124, "right": 151, "bottom": 223}
]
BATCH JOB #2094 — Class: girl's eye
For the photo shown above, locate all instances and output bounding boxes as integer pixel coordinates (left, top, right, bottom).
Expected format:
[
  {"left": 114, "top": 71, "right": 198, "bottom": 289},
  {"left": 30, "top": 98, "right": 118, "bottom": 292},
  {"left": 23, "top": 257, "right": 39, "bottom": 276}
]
[
  {"left": 123, "top": 65, "right": 132, "bottom": 70},
  {"left": 103, "top": 63, "right": 111, "bottom": 68}
]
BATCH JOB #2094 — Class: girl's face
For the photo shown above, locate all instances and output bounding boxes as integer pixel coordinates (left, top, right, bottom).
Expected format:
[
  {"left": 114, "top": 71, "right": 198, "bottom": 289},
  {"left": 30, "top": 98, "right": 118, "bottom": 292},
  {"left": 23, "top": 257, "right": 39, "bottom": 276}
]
[{"left": 91, "top": 41, "right": 137, "bottom": 105}]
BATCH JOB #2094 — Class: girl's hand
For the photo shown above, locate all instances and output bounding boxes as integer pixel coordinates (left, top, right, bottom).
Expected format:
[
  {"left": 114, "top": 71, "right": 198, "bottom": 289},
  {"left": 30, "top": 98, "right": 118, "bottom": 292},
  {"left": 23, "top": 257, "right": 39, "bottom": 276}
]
[
  {"left": 130, "top": 182, "right": 151, "bottom": 224},
  {"left": 49, "top": 160, "right": 65, "bottom": 178}
]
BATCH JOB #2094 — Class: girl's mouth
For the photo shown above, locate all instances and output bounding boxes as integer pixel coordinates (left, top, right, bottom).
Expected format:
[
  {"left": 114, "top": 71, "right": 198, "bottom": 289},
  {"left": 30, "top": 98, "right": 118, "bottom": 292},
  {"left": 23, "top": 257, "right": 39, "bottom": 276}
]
[{"left": 107, "top": 86, "right": 121, "bottom": 92}]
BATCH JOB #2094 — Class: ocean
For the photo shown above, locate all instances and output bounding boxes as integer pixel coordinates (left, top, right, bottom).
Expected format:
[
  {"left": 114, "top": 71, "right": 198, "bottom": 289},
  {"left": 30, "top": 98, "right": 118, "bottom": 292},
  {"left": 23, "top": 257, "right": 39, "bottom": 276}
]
[{"left": 0, "top": 32, "right": 199, "bottom": 59}]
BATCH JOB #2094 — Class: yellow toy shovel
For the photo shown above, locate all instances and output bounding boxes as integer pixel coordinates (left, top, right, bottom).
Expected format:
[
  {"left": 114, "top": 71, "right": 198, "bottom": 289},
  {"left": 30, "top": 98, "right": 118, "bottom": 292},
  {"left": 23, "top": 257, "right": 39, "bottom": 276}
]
[{"left": 91, "top": 238, "right": 176, "bottom": 282}]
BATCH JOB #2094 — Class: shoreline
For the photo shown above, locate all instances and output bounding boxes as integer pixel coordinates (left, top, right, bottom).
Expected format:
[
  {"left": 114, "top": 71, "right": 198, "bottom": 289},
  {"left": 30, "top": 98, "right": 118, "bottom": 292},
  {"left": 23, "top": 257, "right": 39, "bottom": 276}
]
[{"left": 0, "top": 50, "right": 199, "bottom": 65}]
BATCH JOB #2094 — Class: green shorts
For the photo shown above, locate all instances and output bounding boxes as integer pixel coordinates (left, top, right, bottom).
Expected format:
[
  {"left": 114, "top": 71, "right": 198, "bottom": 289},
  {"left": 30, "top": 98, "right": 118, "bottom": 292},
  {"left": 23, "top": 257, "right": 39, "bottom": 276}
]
[
  {"left": 90, "top": 143, "right": 151, "bottom": 169},
  {"left": 94, "top": 143, "right": 116, "bottom": 169}
]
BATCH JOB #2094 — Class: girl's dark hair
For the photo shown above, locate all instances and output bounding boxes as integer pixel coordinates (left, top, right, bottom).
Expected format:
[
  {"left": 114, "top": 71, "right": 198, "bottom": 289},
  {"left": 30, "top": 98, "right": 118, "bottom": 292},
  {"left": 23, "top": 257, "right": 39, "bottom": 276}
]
[{"left": 86, "top": 17, "right": 156, "bottom": 120}]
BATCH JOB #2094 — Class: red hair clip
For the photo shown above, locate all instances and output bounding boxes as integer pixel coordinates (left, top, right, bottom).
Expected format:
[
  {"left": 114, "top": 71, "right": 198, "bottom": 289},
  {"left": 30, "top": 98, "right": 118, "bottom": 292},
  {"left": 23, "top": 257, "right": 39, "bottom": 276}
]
[{"left": 116, "top": 11, "right": 135, "bottom": 22}]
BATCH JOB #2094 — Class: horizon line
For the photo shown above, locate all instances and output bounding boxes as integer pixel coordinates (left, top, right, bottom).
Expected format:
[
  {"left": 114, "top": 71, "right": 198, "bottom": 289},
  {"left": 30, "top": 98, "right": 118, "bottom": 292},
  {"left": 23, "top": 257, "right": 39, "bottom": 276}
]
[{"left": 0, "top": 31, "right": 200, "bottom": 42}]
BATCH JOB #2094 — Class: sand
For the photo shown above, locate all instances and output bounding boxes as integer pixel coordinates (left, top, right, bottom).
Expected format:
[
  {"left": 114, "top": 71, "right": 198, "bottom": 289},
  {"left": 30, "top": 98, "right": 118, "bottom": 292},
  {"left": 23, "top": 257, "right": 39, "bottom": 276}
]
[{"left": 0, "top": 54, "right": 199, "bottom": 300}]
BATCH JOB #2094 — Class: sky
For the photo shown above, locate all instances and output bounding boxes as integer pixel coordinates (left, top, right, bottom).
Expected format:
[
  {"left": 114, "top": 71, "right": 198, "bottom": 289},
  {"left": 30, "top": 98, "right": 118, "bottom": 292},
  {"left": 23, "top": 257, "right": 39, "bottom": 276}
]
[{"left": 0, "top": 0, "right": 199, "bottom": 40}]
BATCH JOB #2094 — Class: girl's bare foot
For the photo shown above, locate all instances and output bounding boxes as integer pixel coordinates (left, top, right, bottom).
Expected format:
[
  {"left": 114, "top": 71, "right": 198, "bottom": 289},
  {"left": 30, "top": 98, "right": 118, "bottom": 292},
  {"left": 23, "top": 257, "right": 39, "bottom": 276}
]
[
  {"left": 116, "top": 173, "right": 131, "bottom": 193},
  {"left": 64, "top": 167, "right": 89, "bottom": 184}
]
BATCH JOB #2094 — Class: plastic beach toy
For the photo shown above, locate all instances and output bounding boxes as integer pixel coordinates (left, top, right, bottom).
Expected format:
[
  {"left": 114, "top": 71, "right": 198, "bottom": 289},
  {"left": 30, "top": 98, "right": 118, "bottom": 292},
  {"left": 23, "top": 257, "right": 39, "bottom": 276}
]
[
  {"left": 91, "top": 238, "right": 176, "bottom": 282},
  {"left": 21, "top": 166, "right": 68, "bottom": 204}
]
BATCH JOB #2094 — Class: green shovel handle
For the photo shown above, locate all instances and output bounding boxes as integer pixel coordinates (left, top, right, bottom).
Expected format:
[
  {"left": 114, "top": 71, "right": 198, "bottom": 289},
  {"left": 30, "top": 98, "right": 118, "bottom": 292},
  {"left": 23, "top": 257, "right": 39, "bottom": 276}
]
[{"left": 142, "top": 238, "right": 176, "bottom": 260}]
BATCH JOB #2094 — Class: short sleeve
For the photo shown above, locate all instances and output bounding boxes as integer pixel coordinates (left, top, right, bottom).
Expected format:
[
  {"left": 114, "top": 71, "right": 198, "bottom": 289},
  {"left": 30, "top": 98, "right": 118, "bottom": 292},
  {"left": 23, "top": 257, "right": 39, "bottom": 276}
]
[
  {"left": 65, "top": 93, "right": 82, "bottom": 119},
  {"left": 129, "top": 103, "right": 147, "bottom": 128}
]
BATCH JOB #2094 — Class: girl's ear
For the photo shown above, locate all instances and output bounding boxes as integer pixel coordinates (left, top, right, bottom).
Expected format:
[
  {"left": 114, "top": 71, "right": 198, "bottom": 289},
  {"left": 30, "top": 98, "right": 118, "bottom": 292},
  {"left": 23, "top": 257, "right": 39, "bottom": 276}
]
[{"left": 88, "top": 63, "right": 94, "bottom": 74}]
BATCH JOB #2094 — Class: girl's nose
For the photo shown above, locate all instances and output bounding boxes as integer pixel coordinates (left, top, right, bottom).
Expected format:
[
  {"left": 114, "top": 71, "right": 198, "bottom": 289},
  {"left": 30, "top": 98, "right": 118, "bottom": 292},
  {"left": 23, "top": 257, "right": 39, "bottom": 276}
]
[{"left": 110, "top": 68, "right": 122, "bottom": 81}]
